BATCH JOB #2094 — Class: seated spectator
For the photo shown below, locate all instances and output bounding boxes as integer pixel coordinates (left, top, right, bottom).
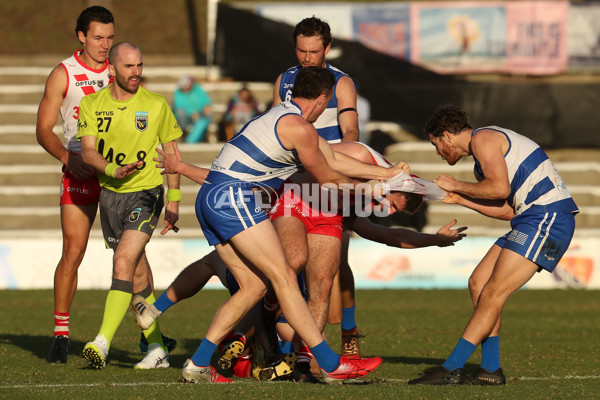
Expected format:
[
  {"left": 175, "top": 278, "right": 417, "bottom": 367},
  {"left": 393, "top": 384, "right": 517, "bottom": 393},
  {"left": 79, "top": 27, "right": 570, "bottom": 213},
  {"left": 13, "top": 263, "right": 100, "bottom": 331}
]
[
  {"left": 173, "top": 75, "right": 212, "bottom": 143},
  {"left": 222, "top": 86, "right": 260, "bottom": 140}
]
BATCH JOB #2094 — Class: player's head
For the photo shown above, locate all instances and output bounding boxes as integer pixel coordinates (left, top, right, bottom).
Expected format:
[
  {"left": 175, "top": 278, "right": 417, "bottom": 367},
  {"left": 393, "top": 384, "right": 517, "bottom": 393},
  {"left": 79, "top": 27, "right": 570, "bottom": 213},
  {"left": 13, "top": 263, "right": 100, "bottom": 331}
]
[
  {"left": 382, "top": 191, "right": 424, "bottom": 216},
  {"left": 292, "top": 67, "right": 335, "bottom": 122},
  {"left": 424, "top": 105, "right": 472, "bottom": 166},
  {"left": 108, "top": 42, "right": 143, "bottom": 95},
  {"left": 76, "top": 6, "right": 114, "bottom": 64},
  {"left": 293, "top": 17, "right": 332, "bottom": 68}
]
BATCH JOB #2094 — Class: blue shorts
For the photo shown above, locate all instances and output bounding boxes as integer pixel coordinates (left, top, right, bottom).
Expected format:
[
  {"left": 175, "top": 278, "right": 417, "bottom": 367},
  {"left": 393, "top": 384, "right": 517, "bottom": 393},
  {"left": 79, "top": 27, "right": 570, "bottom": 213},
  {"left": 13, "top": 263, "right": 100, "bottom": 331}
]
[
  {"left": 495, "top": 211, "right": 575, "bottom": 272},
  {"left": 196, "top": 180, "right": 269, "bottom": 246}
]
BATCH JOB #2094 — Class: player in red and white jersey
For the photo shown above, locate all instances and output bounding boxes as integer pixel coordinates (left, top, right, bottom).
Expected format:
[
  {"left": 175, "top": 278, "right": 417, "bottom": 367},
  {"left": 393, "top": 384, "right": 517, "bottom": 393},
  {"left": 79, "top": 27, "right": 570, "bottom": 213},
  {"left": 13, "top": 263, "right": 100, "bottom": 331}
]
[{"left": 36, "top": 6, "right": 114, "bottom": 364}]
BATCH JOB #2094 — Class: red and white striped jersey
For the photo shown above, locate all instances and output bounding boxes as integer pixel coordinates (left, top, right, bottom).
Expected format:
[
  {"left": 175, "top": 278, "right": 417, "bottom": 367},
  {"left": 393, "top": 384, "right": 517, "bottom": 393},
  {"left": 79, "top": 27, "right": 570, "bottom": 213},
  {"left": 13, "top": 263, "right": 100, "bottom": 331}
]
[{"left": 59, "top": 50, "right": 110, "bottom": 152}]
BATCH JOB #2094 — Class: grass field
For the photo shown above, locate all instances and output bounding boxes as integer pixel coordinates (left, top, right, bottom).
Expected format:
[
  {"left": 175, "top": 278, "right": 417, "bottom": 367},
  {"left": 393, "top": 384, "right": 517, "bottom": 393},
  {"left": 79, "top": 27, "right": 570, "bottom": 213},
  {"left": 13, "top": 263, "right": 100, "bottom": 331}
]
[{"left": 1, "top": 289, "right": 599, "bottom": 399}]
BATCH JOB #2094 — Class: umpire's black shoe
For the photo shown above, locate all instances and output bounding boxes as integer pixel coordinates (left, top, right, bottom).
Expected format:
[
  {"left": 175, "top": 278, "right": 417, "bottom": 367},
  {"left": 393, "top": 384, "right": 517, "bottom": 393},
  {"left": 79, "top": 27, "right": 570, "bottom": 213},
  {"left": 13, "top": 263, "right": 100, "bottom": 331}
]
[
  {"left": 466, "top": 367, "right": 506, "bottom": 385},
  {"left": 408, "top": 366, "right": 464, "bottom": 385},
  {"left": 48, "top": 336, "right": 69, "bottom": 363}
]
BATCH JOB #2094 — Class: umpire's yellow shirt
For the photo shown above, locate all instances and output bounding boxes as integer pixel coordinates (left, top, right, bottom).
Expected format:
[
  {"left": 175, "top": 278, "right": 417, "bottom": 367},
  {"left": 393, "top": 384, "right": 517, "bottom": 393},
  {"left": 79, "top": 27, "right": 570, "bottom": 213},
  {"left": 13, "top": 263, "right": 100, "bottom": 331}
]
[{"left": 77, "top": 85, "right": 182, "bottom": 193}]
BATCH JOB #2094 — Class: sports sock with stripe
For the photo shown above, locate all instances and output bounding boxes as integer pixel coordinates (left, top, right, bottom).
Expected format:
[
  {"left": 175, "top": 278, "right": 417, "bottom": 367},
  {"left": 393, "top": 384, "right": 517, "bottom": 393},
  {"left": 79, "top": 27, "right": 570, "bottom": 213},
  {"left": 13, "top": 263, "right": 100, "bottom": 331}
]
[{"left": 53, "top": 311, "right": 70, "bottom": 337}]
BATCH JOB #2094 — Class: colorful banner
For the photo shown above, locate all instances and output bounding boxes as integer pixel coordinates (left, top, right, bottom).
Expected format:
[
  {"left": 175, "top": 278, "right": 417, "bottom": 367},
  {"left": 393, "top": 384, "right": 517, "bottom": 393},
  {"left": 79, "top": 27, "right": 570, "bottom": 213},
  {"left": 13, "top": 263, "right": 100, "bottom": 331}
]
[
  {"left": 505, "top": 1, "right": 568, "bottom": 74},
  {"left": 252, "top": 1, "right": 579, "bottom": 75},
  {"left": 411, "top": 2, "right": 506, "bottom": 73},
  {"left": 1, "top": 235, "right": 598, "bottom": 290},
  {"left": 568, "top": 2, "right": 600, "bottom": 67},
  {"left": 352, "top": 4, "right": 411, "bottom": 60}
]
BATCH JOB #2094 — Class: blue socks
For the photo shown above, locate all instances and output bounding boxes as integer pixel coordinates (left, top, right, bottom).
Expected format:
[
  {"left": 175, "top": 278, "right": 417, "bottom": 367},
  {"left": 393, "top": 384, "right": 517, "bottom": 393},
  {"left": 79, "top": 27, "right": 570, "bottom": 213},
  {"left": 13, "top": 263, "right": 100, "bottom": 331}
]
[
  {"left": 442, "top": 338, "right": 477, "bottom": 371},
  {"left": 310, "top": 340, "right": 341, "bottom": 372},
  {"left": 341, "top": 304, "right": 357, "bottom": 331},
  {"left": 153, "top": 291, "right": 176, "bottom": 313},
  {"left": 190, "top": 338, "right": 218, "bottom": 367},
  {"left": 481, "top": 336, "right": 501, "bottom": 372}
]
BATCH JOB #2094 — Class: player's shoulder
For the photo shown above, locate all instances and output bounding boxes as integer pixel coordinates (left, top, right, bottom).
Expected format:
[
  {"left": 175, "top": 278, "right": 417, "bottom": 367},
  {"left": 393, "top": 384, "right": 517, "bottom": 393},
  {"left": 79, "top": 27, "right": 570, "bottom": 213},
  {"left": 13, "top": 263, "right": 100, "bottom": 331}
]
[
  {"left": 326, "top": 63, "right": 350, "bottom": 78},
  {"left": 283, "top": 65, "right": 301, "bottom": 75}
]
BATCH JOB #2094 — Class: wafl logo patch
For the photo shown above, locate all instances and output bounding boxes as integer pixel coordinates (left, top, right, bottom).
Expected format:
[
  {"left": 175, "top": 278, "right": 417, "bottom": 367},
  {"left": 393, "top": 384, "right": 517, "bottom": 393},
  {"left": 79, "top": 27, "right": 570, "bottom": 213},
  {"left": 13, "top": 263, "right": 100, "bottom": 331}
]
[
  {"left": 129, "top": 207, "right": 142, "bottom": 222},
  {"left": 135, "top": 111, "right": 148, "bottom": 131}
]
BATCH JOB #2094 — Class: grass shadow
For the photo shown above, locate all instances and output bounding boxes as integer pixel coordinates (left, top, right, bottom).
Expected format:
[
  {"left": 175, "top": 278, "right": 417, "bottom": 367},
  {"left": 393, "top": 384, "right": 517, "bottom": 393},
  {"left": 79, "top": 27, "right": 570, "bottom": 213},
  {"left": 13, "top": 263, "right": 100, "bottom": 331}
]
[{"left": 0, "top": 333, "right": 203, "bottom": 369}]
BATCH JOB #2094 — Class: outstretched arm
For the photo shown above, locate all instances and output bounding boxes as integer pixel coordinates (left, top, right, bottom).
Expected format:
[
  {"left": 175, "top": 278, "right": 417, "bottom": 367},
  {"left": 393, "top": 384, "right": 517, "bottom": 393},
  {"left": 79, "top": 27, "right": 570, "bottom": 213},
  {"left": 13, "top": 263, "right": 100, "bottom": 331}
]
[
  {"left": 154, "top": 141, "right": 209, "bottom": 184},
  {"left": 80, "top": 136, "right": 142, "bottom": 178},
  {"left": 348, "top": 216, "right": 467, "bottom": 248},
  {"left": 443, "top": 192, "right": 514, "bottom": 221}
]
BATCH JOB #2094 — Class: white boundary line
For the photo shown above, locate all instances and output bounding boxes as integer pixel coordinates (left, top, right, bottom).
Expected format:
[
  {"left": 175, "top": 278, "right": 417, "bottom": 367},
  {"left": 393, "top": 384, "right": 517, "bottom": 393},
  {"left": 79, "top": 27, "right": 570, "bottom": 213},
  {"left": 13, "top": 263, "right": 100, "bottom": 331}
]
[{"left": 1, "top": 375, "right": 599, "bottom": 389}]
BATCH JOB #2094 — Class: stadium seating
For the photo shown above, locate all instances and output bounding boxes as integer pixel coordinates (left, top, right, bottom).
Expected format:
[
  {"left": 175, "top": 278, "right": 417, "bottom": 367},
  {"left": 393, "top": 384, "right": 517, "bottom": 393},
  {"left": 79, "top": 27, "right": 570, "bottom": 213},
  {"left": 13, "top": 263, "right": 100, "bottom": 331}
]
[{"left": 0, "top": 60, "right": 598, "bottom": 238}]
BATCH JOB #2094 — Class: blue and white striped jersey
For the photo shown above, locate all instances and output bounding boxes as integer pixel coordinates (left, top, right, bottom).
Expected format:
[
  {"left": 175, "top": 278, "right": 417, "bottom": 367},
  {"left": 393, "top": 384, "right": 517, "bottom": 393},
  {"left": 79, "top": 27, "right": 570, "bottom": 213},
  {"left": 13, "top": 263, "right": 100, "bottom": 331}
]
[
  {"left": 278, "top": 64, "right": 356, "bottom": 143},
  {"left": 207, "top": 101, "right": 303, "bottom": 190},
  {"left": 472, "top": 126, "right": 579, "bottom": 216}
]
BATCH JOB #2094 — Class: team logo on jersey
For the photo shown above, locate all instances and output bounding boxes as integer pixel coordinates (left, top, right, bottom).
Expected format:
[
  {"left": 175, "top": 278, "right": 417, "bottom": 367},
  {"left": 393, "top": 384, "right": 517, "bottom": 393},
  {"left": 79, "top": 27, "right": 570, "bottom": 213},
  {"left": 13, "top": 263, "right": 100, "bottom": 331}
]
[
  {"left": 135, "top": 111, "right": 148, "bottom": 131},
  {"left": 97, "top": 80, "right": 105, "bottom": 88},
  {"left": 129, "top": 207, "right": 142, "bottom": 222}
]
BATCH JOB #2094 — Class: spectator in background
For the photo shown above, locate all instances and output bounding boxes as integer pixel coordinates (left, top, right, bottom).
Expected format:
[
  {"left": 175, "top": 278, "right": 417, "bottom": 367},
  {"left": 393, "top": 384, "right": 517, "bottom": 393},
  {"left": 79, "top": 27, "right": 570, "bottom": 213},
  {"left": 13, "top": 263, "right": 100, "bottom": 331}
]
[
  {"left": 222, "top": 86, "right": 260, "bottom": 140},
  {"left": 173, "top": 75, "right": 212, "bottom": 143}
]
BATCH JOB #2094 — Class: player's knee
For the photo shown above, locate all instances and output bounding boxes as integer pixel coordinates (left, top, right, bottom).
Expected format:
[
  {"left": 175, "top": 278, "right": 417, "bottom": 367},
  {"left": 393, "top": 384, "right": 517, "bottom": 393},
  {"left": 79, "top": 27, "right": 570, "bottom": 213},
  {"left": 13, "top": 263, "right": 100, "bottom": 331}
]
[
  {"left": 112, "top": 258, "right": 135, "bottom": 281},
  {"left": 468, "top": 274, "right": 485, "bottom": 297},
  {"left": 61, "top": 245, "right": 86, "bottom": 267},
  {"left": 286, "top": 254, "right": 307, "bottom": 274},
  {"left": 239, "top": 281, "right": 267, "bottom": 301}
]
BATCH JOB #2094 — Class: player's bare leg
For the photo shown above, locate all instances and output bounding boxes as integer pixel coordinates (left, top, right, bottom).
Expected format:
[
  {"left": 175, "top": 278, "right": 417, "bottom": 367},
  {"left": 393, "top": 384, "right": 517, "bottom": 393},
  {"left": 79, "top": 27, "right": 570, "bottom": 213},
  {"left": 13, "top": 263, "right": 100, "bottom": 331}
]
[
  {"left": 305, "top": 234, "right": 342, "bottom": 332},
  {"left": 338, "top": 231, "right": 362, "bottom": 358},
  {"left": 462, "top": 249, "right": 538, "bottom": 345},
  {"left": 49, "top": 202, "right": 96, "bottom": 363}
]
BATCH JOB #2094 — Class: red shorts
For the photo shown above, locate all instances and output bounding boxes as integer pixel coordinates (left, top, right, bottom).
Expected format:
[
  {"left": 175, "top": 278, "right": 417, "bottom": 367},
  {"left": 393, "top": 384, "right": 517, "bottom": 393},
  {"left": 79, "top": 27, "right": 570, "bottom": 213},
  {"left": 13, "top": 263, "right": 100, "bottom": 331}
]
[
  {"left": 59, "top": 165, "right": 101, "bottom": 206},
  {"left": 269, "top": 189, "right": 344, "bottom": 240}
]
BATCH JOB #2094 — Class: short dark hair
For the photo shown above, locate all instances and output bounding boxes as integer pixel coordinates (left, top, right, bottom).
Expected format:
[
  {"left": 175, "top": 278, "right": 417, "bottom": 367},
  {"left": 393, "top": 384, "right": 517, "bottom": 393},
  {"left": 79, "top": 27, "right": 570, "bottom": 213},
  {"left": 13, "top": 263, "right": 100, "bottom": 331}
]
[
  {"left": 293, "top": 16, "right": 332, "bottom": 48},
  {"left": 402, "top": 192, "right": 424, "bottom": 215},
  {"left": 424, "top": 105, "right": 473, "bottom": 139},
  {"left": 75, "top": 6, "right": 114, "bottom": 37},
  {"left": 291, "top": 67, "right": 335, "bottom": 100}
]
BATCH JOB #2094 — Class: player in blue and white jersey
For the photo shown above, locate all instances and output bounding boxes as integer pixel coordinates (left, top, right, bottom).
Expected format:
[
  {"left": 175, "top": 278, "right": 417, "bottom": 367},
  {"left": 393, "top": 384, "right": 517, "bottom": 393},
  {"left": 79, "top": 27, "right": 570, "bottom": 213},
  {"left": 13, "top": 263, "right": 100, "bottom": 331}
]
[
  {"left": 271, "top": 18, "right": 365, "bottom": 376},
  {"left": 179, "top": 67, "right": 404, "bottom": 384},
  {"left": 408, "top": 105, "right": 579, "bottom": 386},
  {"left": 272, "top": 17, "right": 358, "bottom": 144}
]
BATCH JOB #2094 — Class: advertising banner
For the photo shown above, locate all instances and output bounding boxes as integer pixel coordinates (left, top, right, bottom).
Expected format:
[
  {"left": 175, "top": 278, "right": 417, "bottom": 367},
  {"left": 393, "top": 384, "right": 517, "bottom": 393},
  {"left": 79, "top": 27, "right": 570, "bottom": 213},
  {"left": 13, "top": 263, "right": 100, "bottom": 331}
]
[
  {"left": 411, "top": 1, "right": 506, "bottom": 73},
  {"left": 505, "top": 1, "right": 568, "bottom": 74},
  {"left": 568, "top": 2, "right": 600, "bottom": 67},
  {"left": 1, "top": 236, "right": 598, "bottom": 290},
  {"left": 352, "top": 3, "right": 411, "bottom": 60}
]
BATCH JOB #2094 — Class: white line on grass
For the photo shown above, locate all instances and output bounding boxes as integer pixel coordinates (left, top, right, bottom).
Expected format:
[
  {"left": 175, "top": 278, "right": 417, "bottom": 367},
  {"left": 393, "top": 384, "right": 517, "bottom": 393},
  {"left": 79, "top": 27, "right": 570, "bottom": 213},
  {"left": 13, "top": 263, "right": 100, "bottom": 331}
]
[{"left": 2, "top": 375, "right": 600, "bottom": 389}]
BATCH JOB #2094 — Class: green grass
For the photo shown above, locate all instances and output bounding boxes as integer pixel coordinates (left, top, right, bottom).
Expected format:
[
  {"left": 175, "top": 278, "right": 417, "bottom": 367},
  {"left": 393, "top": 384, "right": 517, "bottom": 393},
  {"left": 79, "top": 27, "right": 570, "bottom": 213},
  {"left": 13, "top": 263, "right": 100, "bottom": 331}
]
[{"left": 1, "top": 289, "right": 599, "bottom": 399}]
